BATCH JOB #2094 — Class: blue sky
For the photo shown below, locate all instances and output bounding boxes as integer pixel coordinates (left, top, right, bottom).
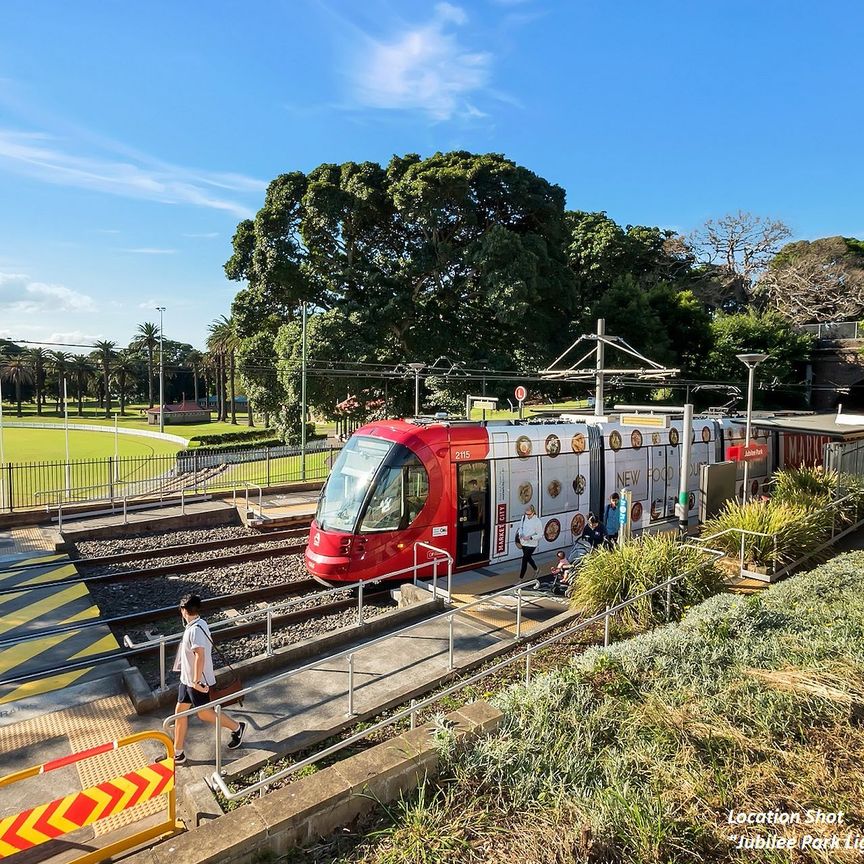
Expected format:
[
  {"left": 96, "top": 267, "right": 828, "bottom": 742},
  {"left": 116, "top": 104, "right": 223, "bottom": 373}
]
[{"left": 0, "top": 0, "right": 861, "bottom": 350}]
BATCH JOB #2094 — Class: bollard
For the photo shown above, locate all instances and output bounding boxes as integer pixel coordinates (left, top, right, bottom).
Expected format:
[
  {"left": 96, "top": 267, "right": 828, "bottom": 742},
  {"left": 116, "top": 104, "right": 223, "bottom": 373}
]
[
  {"left": 357, "top": 580, "right": 364, "bottom": 626},
  {"left": 448, "top": 614, "right": 454, "bottom": 671},
  {"left": 665, "top": 579, "right": 672, "bottom": 622},
  {"left": 346, "top": 653, "right": 355, "bottom": 716},
  {"left": 123, "top": 497, "right": 128, "bottom": 525},
  {"left": 525, "top": 643, "right": 532, "bottom": 684},
  {"left": 515, "top": 587, "right": 523, "bottom": 640},
  {"left": 159, "top": 636, "right": 167, "bottom": 691},
  {"left": 410, "top": 698, "right": 417, "bottom": 729},
  {"left": 214, "top": 704, "right": 223, "bottom": 775},
  {"left": 181, "top": 488, "right": 186, "bottom": 515},
  {"left": 266, "top": 610, "right": 273, "bottom": 656},
  {"left": 604, "top": 605, "right": 610, "bottom": 647}
]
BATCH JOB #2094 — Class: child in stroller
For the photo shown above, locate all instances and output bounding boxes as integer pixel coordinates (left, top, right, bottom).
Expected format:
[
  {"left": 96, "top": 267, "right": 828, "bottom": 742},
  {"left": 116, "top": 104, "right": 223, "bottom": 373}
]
[{"left": 539, "top": 536, "right": 593, "bottom": 596}]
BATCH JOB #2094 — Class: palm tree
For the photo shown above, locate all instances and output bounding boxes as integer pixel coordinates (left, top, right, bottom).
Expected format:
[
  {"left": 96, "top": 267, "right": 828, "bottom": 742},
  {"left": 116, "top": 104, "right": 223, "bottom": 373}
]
[
  {"left": 27, "top": 347, "right": 49, "bottom": 415},
  {"left": 93, "top": 341, "right": 116, "bottom": 417},
  {"left": 208, "top": 316, "right": 239, "bottom": 424},
  {"left": 0, "top": 352, "right": 35, "bottom": 416},
  {"left": 70, "top": 355, "right": 93, "bottom": 416},
  {"left": 111, "top": 352, "right": 138, "bottom": 416},
  {"left": 185, "top": 349, "right": 203, "bottom": 405},
  {"left": 132, "top": 322, "right": 160, "bottom": 407},
  {"left": 50, "top": 351, "right": 70, "bottom": 413}
]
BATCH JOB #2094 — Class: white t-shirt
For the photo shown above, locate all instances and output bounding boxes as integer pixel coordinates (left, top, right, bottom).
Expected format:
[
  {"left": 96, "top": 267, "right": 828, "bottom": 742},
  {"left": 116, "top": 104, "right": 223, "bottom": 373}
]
[
  {"left": 173, "top": 618, "right": 216, "bottom": 686},
  {"left": 519, "top": 514, "right": 543, "bottom": 548}
]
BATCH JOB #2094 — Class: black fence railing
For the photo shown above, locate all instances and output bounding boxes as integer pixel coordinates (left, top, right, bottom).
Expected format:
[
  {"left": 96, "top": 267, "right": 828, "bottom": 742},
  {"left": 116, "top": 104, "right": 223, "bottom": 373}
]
[{"left": 0, "top": 440, "right": 338, "bottom": 513}]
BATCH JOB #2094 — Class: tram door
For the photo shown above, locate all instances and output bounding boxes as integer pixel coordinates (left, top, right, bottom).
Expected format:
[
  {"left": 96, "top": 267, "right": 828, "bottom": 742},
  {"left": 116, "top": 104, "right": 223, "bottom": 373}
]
[{"left": 456, "top": 461, "right": 490, "bottom": 567}]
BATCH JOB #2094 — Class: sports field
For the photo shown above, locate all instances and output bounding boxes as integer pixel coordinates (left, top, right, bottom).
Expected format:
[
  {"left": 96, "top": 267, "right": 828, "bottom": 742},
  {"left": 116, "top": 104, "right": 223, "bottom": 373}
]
[{"left": 1, "top": 427, "right": 181, "bottom": 463}]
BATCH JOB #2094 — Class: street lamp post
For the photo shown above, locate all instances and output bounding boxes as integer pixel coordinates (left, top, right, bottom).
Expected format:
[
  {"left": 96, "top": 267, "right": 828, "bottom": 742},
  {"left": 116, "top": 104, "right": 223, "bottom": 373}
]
[
  {"left": 300, "top": 302, "right": 307, "bottom": 480},
  {"left": 408, "top": 363, "right": 425, "bottom": 417},
  {"left": 736, "top": 353, "right": 769, "bottom": 502},
  {"left": 156, "top": 306, "right": 166, "bottom": 434}
]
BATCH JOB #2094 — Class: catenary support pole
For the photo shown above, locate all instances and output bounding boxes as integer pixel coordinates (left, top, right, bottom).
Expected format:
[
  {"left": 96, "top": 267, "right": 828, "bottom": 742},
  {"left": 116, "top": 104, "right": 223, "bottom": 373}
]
[
  {"left": 594, "top": 318, "right": 605, "bottom": 417},
  {"left": 678, "top": 402, "right": 693, "bottom": 534}
]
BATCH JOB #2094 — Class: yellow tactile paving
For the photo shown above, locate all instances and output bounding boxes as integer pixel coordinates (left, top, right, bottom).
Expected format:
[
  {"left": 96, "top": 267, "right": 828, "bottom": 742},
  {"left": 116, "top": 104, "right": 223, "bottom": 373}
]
[
  {"left": 452, "top": 594, "right": 563, "bottom": 636},
  {"left": 0, "top": 695, "right": 163, "bottom": 838}
]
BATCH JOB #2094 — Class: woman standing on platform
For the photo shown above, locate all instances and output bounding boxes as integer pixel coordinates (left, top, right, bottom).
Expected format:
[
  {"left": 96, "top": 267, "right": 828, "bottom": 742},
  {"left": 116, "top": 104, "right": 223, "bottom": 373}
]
[{"left": 518, "top": 504, "right": 543, "bottom": 579}]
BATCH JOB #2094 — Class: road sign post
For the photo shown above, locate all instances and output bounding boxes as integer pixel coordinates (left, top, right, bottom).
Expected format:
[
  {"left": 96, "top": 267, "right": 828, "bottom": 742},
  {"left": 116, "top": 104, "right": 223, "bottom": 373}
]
[{"left": 514, "top": 385, "right": 527, "bottom": 420}]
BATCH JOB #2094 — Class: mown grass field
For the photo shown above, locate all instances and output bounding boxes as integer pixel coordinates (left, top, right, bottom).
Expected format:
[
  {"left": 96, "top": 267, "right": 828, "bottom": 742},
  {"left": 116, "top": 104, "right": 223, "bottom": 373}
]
[
  {"left": 1, "top": 427, "right": 182, "bottom": 462},
  {"left": 2, "top": 401, "right": 250, "bottom": 438},
  {"left": 319, "top": 552, "right": 864, "bottom": 864}
]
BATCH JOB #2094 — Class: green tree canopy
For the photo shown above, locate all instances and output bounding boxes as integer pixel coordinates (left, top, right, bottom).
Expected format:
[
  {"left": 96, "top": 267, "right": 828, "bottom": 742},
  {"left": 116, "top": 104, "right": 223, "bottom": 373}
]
[
  {"left": 707, "top": 311, "right": 813, "bottom": 394},
  {"left": 226, "top": 151, "right": 579, "bottom": 435}
]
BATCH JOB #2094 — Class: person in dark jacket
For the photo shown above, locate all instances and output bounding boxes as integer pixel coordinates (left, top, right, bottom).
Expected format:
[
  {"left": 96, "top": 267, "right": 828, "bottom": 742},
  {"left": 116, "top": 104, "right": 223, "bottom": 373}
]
[{"left": 581, "top": 514, "right": 604, "bottom": 548}]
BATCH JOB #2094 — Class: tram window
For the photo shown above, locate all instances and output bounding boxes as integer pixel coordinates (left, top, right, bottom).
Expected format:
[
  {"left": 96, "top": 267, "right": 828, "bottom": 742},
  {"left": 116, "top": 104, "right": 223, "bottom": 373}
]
[
  {"left": 360, "top": 466, "right": 404, "bottom": 532},
  {"left": 359, "top": 453, "right": 429, "bottom": 533}
]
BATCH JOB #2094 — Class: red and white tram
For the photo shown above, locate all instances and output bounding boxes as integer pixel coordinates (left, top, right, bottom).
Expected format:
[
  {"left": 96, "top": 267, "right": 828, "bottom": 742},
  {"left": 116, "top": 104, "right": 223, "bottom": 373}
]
[{"left": 305, "top": 415, "right": 777, "bottom": 585}]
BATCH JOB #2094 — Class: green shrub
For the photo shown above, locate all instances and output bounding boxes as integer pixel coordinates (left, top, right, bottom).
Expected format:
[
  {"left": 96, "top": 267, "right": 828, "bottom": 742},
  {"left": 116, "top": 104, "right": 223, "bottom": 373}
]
[
  {"left": 188, "top": 437, "right": 285, "bottom": 455},
  {"left": 569, "top": 532, "right": 723, "bottom": 626},
  {"left": 701, "top": 498, "right": 832, "bottom": 570},
  {"left": 189, "top": 428, "right": 277, "bottom": 445},
  {"left": 771, "top": 465, "right": 839, "bottom": 503}
]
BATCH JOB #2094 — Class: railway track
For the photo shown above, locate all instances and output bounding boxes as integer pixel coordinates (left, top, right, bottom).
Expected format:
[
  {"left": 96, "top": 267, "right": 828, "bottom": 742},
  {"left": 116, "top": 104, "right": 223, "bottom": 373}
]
[
  {"left": 0, "top": 540, "right": 309, "bottom": 597},
  {"left": 0, "top": 583, "right": 394, "bottom": 686},
  {"left": 73, "top": 527, "right": 310, "bottom": 568}
]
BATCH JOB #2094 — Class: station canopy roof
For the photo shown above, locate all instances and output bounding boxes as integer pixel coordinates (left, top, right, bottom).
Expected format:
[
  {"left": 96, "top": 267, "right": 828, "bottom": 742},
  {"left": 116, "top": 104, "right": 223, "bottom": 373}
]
[{"left": 732, "top": 411, "right": 864, "bottom": 440}]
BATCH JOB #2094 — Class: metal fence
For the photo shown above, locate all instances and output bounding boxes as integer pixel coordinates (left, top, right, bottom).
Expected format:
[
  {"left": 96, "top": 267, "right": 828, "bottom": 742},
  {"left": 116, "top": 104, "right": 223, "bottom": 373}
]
[
  {"left": 798, "top": 321, "right": 862, "bottom": 341},
  {"left": 0, "top": 441, "right": 339, "bottom": 512}
]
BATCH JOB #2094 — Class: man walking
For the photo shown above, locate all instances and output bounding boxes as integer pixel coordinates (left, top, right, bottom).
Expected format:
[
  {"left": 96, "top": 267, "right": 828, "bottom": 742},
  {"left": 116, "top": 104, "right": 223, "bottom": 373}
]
[
  {"left": 603, "top": 493, "right": 621, "bottom": 548},
  {"left": 171, "top": 593, "right": 246, "bottom": 764}
]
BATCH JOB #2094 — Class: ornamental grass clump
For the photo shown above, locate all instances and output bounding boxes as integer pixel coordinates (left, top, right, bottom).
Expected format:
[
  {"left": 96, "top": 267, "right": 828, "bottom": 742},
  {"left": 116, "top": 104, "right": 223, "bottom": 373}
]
[
  {"left": 702, "top": 498, "right": 832, "bottom": 571},
  {"left": 569, "top": 532, "right": 723, "bottom": 626}
]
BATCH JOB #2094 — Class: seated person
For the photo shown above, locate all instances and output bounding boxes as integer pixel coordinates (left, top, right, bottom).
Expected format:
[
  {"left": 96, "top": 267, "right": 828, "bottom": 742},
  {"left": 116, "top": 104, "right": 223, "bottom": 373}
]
[
  {"left": 549, "top": 550, "right": 575, "bottom": 595},
  {"left": 581, "top": 514, "right": 604, "bottom": 548}
]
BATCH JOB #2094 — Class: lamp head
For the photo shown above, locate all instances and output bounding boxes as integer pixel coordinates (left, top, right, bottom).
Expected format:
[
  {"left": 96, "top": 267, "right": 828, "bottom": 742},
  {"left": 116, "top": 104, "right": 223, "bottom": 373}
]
[
  {"left": 407, "top": 362, "right": 426, "bottom": 372},
  {"left": 736, "top": 353, "right": 769, "bottom": 367}
]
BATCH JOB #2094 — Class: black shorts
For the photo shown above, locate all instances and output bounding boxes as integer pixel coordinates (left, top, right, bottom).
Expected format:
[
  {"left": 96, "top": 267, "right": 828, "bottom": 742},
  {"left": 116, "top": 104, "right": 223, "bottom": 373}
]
[{"left": 177, "top": 682, "right": 212, "bottom": 708}]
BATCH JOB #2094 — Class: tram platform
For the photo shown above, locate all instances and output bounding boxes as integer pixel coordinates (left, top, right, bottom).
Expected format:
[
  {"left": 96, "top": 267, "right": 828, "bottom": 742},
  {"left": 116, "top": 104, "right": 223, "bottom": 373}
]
[{"left": 240, "top": 490, "right": 319, "bottom": 528}]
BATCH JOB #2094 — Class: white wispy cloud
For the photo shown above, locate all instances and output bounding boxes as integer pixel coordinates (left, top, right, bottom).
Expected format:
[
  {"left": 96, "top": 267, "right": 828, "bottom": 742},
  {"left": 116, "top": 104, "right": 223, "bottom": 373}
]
[
  {"left": 0, "top": 129, "right": 265, "bottom": 218},
  {"left": 0, "top": 271, "right": 95, "bottom": 315},
  {"left": 182, "top": 232, "right": 220, "bottom": 239},
  {"left": 349, "top": 3, "right": 492, "bottom": 121},
  {"left": 123, "top": 247, "right": 177, "bottom": 255}
]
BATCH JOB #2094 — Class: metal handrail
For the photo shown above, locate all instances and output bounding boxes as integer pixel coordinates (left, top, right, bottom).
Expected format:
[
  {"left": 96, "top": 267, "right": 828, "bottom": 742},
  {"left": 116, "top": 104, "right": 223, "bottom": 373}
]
[
  {"left": 412, "top": 541, "right": 452, "bottom": 599},
  {"left": 162, "top": 579, "right": 538, "bottom": 775},
  {"left": 209, "top": 566, "right": 693, "bottom": 802}
]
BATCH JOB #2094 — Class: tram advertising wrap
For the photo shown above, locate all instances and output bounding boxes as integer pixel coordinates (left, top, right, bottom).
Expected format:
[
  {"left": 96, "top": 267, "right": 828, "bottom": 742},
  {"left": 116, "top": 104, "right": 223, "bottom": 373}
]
[{"left": 305, "top": 415, "right": 781, "bottom": 585}]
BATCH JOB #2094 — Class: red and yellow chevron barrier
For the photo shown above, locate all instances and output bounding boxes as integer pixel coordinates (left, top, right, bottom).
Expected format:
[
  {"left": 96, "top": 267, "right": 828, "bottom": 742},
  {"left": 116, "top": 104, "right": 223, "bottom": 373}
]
[{"left": 0, "top": 732, "right": 179, "bottom": 863}]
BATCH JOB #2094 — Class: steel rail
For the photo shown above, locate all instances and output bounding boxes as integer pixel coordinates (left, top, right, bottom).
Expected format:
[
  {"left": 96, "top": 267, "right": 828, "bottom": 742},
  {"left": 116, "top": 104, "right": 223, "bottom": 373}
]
[
  {"left": 73, "top": 527, "right": 310, "bottom": 568},
  {"left": 0, "top": 543, "right": 307, "bottom": 597}
]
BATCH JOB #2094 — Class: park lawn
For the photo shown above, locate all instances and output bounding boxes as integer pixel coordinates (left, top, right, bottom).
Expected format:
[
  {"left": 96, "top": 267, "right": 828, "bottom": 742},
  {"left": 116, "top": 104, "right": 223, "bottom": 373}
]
[
  {"left": 213, "top": 449, "right": 332, "bottom": 490},
  {"left": 469, "top": 399, "right": 591, "bottom": 420},
  {"left": 1, "top": 427, "right": 182, "bottom": 463},
  {"left": 2, "top": 403, "right": 253, "bottom": 438}
]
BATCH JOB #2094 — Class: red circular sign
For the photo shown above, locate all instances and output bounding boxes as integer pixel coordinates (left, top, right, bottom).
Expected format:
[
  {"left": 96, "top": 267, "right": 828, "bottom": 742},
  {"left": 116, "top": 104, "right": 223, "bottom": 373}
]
[{"left": 514, "top": 385, "right": 527, "bottom": 401}]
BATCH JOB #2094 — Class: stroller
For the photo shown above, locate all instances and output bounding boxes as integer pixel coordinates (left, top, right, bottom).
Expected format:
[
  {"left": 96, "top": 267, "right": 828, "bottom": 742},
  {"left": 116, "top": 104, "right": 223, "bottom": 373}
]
[{"left": 540, "top": 536, "right": 594, "bottom": 597}]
